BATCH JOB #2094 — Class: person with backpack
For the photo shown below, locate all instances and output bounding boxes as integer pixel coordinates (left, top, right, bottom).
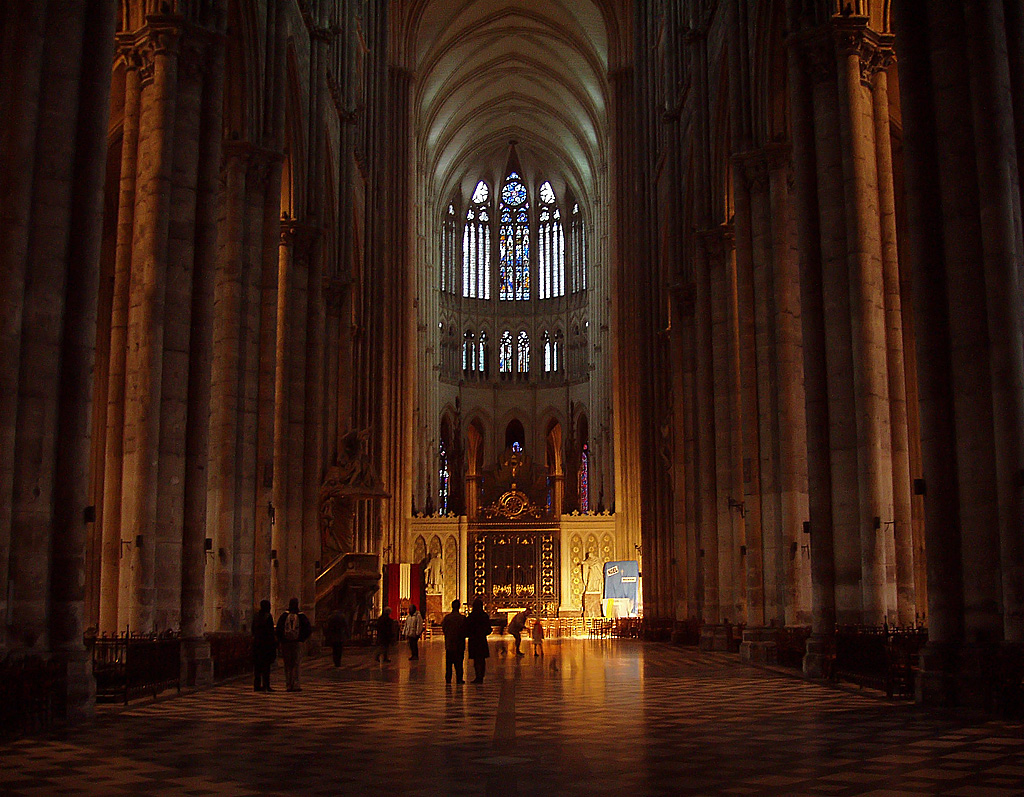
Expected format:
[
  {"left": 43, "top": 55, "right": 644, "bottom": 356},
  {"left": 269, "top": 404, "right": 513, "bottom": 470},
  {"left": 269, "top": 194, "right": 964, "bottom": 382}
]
[
  {"left": 276, "top": 597, "right": 312, "bottom": 691},
  {"left": 403, "top": 604, "right": 425, "bottom": 661}
]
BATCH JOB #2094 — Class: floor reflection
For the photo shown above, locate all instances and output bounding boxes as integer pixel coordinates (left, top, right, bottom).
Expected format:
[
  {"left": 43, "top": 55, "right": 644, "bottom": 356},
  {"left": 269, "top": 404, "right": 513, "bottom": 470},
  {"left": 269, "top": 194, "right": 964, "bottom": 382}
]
[{"left": 1, "top": 639, "right": 1022, "bottom": 795}]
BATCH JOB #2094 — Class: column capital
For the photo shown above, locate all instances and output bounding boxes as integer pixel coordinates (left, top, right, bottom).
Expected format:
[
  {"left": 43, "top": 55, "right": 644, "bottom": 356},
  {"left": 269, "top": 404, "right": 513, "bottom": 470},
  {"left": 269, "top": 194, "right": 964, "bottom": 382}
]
[
  {"left": 323, "top": 276, "right": 350, "bottom": 310},
  {"left": 833, "top": 17, "right": 892, "bottom": 87},
  {"left": 787, "top": 29, "right": 836, "bottom": 84},
  {"left": 279, "top": 220, "right": 322, "bottom": 261},
  {"left": 140, "top": 16, "right": 184, "bottom": 58},
  {"left": 696, "top": 224, "right": 735, "bottom": 268},
  {"left": 115, "top": 32, "right": 144, "bottom": 71}
]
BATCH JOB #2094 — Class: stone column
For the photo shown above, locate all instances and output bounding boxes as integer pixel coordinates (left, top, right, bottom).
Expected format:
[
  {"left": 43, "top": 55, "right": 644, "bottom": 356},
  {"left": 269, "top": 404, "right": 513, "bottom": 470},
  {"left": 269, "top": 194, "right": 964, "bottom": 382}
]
[
  {"left": 787, "top": 20, "right": 836, "bottom": 675},
  {"left": 182, "top": 18, "right": 227, "bottom": 686},
  {"left": 286, "top": 226, "right": 311, "bottom": 607},
  {"left": 51, "top": 0, "right": 118, "bottom": 719},
  {"left": 708, "top": 229, "right": 739, "bottom": 633},
  {"left": 8, "top": 0, "right": 92, "bottom": 654},
  {"left": 695, "top": 236, "right": 720, "bottom": 638},
  {"left": 892, "top": 1, "right": 964, "bottom": 705},
  {"left": 871, "top": 41, "right": 917, "bottom": 625},
  {"left": 835, "top": 19, "right": 896, "bottom": 625},
  {"left": 205, "top": 141, "right": 247, "bottom": 630},
  {"left": 965, "top": 0, "right": 1024, "bottom": 647},
  {"left": 0, "top": 0, "right": 47, "bottom": 656},
  {"left": 254, "top": 156, "right": 284, "bottom": 609},
  {"left": 122, "top": 18, "right": 181, "bottom": 633},
  {"left": 97, "top": 37, "right": 142, "bottom": 634},
  {"left": 154, "top": 30, "right": 206, "bottom": 633},
  {"left": 270, "top": 223, "right": 291, "bottom": 612},
  {"left": 743, "top": 155, "right": 775, "bottom": 630},
  {"left": 767, "top": 147, "right": 811, "bottom": 627},
  {"left": 233, "top": 150, "right": 270, "bottom": 631}
]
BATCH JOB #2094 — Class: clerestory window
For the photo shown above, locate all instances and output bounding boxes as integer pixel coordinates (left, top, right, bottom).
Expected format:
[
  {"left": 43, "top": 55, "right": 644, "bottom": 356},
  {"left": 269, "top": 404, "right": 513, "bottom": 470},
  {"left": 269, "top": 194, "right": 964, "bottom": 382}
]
[
  {"left": 463, "top": 181, "right": 491, "bottom": 299},
  {"left": 499, "top": 172, "right": 530, "bottom": 301}
]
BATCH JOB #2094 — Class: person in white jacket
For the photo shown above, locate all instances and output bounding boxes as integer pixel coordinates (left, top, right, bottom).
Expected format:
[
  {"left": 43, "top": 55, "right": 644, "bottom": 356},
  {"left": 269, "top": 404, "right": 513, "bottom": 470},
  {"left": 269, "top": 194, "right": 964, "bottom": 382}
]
[{"left": 404, "top": 604, "right": 425, "bottom": 660}]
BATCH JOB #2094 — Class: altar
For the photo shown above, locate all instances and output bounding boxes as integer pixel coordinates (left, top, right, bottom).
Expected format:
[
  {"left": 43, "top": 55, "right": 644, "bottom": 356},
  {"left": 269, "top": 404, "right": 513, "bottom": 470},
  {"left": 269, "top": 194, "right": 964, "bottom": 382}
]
[{"left": 407, "top": 442, "right": 620, "bottom": 621}]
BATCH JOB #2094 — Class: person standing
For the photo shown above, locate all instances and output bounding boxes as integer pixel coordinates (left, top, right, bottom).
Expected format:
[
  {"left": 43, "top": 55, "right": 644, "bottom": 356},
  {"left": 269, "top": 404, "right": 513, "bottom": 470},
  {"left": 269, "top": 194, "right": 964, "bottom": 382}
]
[
  {"left": 441, "top": 599, "right": 467, "bottom": 684},
  {"left": 466, "top": 598, "right": 491, "bottom": 683},
  {"left": 531, "top": 617, "right": 545, "bottom": 657},
  {"left": 252, "top": 599, "right": 277, "bottom": 691},
  {"left": 276, "top": 597, "right": 312, "bottom": 692},
  {"left": 375, "top": 607, "right": 395, "bottom": 662},
  {"left": 324, "top": 607, "right": 348, "bottom": 667},
  {"left": 404, "top": 604, "right": 425, "bottom": 660},
  {"left": 507, "top": 607, "right": 530, "bottom": 656}
]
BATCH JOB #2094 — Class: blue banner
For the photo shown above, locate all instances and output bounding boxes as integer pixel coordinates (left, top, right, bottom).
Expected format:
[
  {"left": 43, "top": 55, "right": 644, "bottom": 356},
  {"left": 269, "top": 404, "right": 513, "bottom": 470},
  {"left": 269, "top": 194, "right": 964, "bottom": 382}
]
[{"left": 603, "top": 560, "right": 640, "bottom": 617}]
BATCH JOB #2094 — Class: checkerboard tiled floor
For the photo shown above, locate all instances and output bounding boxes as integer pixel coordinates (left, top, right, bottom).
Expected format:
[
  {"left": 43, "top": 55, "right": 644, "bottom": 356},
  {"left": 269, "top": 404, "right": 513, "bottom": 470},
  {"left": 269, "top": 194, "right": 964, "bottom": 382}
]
[{"left": 2, "top": 639, "right": 1022, "bottom": 795}]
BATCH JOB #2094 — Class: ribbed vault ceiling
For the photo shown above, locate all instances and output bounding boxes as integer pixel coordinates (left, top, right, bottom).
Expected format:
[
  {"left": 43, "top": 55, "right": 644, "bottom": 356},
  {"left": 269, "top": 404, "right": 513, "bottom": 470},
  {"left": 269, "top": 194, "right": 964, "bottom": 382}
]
[{"left": 406, "top": 0, "right": 612, "bottom": 203}]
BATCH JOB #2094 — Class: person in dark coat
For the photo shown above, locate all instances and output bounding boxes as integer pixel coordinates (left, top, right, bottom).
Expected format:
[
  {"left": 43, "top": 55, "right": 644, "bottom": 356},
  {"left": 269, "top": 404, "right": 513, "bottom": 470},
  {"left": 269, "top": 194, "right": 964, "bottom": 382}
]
[
  {"left": 465, "top": 597, "right": 491, "bottom": 684},
  {"left": 324, "top": 608, "right": 348, "bottom": 667},
  {"left": 375, "top": 607, "right": 395, "bottom": 663},
  {"left": 252, "top": 599, "right": 277, "bottom": 691},
  {"left": 441, "top": 599, "right": 467, "bottom": 684}
]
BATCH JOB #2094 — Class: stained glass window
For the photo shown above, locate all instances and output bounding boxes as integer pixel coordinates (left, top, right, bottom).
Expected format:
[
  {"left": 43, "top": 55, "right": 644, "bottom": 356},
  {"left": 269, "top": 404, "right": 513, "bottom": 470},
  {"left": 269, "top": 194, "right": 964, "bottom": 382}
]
[
  {"left": 439, "top": 440, "right": 449, "bottom": 515},
  {"left": 543, "top": 330, "right": 553, "bottom": 372},
  {"left": 538, "top": 182, "right": 564, "bottom": 299},
  {"left": 463, "top": 181, "right": 491, "bottom": 299},
  {"left": 441, "top": 203, "right": 457, "bottom": 293},
  {"left": 579, "top": 444, "right": 589, "bottom": 512},
  {"left": 517, "top": 330, "right": 530, "bottom": 373},
  {"left": 499, "top": 330, "right": 513, "bottom": 373},
  {"left": 478, "top": 330, "right": 488, "bottom": 374},
  {"left": 463, "top": 330, "right": 474, "bottom": 372},
  {"left": 571, "top": 202, "right": 586, "bottom": 293},
  {"left": 499, "top": 172, "right": 530, "bottom": 301}
]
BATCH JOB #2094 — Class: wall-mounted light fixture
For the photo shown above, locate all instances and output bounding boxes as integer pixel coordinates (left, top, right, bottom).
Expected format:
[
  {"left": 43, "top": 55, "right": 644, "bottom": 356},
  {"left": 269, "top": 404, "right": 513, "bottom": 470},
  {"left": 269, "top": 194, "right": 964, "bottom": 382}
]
[
  {"left": 204, "top": 538, "right": 213, "bottom": 551},
  {"left": 267, "top": 501, "right": 275, "bottom": 525},
  {"left": 135, "top": 534, "right": 143, "bottom": 548}
]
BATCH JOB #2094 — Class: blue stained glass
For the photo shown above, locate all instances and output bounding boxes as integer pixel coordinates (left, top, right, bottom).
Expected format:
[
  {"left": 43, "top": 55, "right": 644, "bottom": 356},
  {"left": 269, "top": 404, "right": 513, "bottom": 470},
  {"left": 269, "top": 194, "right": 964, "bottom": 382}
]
[
  {"left": 502, "top": 176, "right": 526, "bottom": 207},
  {"left": 439, "top": 440, "right": 450, "bottom": 515},
  {"left": 579, "top": 445, "right": 589, "bottom": 512},
  {"left": 499, "top": 174, "right": 530, "bottom": 300}
]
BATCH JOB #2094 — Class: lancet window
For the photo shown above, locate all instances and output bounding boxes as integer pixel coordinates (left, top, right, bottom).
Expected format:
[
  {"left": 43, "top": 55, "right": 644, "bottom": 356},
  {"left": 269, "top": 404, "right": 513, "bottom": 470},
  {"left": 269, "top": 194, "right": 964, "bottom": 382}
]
[
  {"left": 478, "top": 331, "right": 488, "bottom": 375},
  {"left": 517, "top": 330, "right": 530, "bottom": 374},
  {"left": 441, "top": 203, "right": 457, "bottom": 293},
  {"left": 570, "top": 202, "right": 586, "bottom": 293},
  {"left": 439, "top": 440, "right": 450, "bottom": 515},
  {"left": 578, "top": 444, "right": 589, "bottom": 512},
  {"left": 538, "top": 182, "right": 564, "bottom": 299},
  {"left": 463, "top": 181, "right": 491, "bottom": 299},
  {"left": 463, "top": 330, "right": 475, "bottom": 372},
  {"left": 499, "top": 172, "right": 530, "bottom": 301},
  {"left": 499, "top": 330, "right": 513, "bottom": 374}
]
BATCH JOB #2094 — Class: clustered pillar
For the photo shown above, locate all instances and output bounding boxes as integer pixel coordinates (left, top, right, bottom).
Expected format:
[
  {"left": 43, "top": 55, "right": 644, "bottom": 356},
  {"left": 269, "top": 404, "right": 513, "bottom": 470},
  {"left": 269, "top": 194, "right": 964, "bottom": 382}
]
[
  {"left": 785, "top": 11, "right": 920, "bottom": 661},
  {"left": 893, "top": 0, "right": 1024, "bottom": 708}
]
